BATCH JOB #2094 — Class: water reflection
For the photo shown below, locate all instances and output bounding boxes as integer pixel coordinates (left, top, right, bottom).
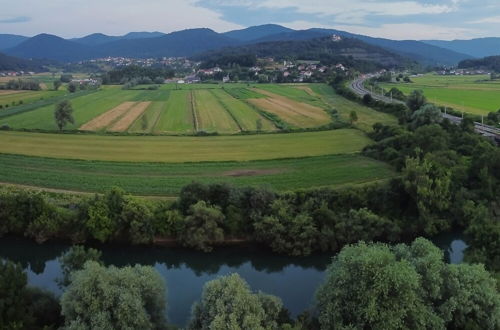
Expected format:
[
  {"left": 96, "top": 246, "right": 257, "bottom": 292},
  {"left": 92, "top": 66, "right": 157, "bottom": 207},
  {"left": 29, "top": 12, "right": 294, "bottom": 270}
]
[
  {"left": 0, "top": 237, "right": 331, "bottom": 325},
  {"left": 0, "top": 232, "right": 466, "bottom": 326}
]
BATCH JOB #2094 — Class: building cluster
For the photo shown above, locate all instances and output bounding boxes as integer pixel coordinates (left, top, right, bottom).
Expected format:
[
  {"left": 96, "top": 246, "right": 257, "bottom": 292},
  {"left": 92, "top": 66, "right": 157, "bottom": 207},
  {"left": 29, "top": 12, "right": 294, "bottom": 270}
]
[
  {"left": 437, "top": 68, "right": 490, "bottom": 76},
  {"left": 0, "top": 71, "right": 35, "bottom": 77}
]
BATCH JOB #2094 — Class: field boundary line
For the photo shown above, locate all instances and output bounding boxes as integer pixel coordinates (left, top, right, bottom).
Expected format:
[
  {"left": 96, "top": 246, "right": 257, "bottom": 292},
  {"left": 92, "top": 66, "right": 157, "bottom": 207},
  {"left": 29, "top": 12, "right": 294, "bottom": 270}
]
[
  {"left": 150, "top": 102, "right": 166, "bottom": 134},
  {"left": 210, "top": 89, "right": 244, "bottom": 132},
  {"left": 190, "top": 90, "right": 199, "bottom": 132}
]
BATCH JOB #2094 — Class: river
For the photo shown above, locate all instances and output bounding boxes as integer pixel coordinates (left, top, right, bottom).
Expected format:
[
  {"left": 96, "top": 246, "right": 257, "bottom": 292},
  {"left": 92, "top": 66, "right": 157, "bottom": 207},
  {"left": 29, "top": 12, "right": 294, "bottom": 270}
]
[{"left": 0, "top": 231, "right": 467, "bottom": 327}]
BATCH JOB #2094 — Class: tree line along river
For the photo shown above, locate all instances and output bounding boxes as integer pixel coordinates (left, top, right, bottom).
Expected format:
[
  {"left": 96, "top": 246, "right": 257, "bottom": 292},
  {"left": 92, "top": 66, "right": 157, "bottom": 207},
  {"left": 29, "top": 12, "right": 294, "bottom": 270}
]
[{"left": 0, "top": 231, "right": 467, "bottom": 327}]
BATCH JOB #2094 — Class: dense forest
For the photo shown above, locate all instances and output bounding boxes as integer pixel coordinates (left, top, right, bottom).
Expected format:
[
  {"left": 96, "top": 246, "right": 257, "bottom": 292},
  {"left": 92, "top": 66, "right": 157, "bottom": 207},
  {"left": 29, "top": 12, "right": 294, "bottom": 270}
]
[
  {"left": 193, "top": 37, "right": 413, "bottom": 72},
  {"left": 459, "top": 55, "right": 500, "bottom": 71},
  {"left": 101, "top": 65, "right": 175, "bottom": 84}
]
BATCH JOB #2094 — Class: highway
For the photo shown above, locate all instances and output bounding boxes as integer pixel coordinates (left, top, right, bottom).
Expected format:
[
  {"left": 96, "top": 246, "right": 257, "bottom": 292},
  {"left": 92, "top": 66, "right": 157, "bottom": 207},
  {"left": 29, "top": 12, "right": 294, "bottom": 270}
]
[{"left": 349, "top": 76, "right": 500, "bottom": 143}]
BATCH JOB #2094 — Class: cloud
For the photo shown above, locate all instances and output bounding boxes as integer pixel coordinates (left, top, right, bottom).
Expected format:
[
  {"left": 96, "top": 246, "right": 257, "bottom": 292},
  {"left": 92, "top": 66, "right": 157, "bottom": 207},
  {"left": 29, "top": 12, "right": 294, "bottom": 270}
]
[
  {"left": 0, "top": 0, "right": 243, "bottom": 37},
  {"left": 0, "top": 16, "right": 31, "bottom": 24},
  {"left": 468, "top": 15, "right": 500, "bottom": 24},
  {"left": 330, "top": 23, "right": 481, "bottom": 40}
]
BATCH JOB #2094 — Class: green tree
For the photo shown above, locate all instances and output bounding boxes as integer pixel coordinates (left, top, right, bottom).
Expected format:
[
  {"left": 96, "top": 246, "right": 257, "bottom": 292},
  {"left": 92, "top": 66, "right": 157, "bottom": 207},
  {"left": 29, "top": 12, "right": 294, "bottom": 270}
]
[
  {"left": 0, "top": 260, "right": 33, "bottom": 329},
  {"left": 54, "top": 100, "right": 74, "bottom": 130},
  {"left": 349, "top": 110, "right": 358, "bottom": 125},
  {"left": 61, "top": 261, "right": 167, "bottom": 330},
  {"left": 410, "top": 104, "right": 442, "bottom": 128},
  {"left": 256, "top": 118, "right": 263, "bottom": 131},
  {"left": 53, "top": 80, "right": 62, "bottom": 91},
  {"left": 67, "top": 82, "right": 77, "bottom": 93},
  {"left": 189, "top": 273, "right": 283, "bottom": 330},
  {"left": 406, "top": 90, "right": 427, "bottom": 112},
  {"left": 58, "top": 245, "right": 102, "bottom": 287},
  {"left": 121, "top": 197, "right": 155, "bottom": 244},
  {"left": 179, "top": 201, "right": 225, "bottom": 252},
  {"left": 316, "top": 241, "right": 440, "bottom": 330},
  {"left": 402, "top": 156, "right": 452, "bottom": 234}
]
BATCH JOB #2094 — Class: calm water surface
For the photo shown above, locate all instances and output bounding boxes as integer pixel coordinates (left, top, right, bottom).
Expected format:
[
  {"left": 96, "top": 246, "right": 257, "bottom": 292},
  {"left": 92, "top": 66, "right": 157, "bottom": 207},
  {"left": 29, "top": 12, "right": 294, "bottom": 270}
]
[{"left": 0, "top": 231, "right": 467, "bottom": 326}]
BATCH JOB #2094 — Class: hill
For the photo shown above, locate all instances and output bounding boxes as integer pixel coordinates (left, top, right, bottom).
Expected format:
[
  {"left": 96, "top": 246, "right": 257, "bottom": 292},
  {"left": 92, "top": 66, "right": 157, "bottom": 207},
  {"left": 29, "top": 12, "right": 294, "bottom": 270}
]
[
  {"left": 223, "top": 24, "right": 293, "bottom": 41},
  {"left": 194, "top": 36, "right": 411, "bottom": 71},
  {"left": 0, "top": 34, "right": 29, "bottom": 50},
  {"left": 95, "top": 28, "right": 238, "bottom": 58},
  {"left": 252, "top": 28, "right": 471, "bottom": 66},
  {"left": 5, "top": 34, "right": 93, "bottom": 62},
  {"left": 71, "top": 33, "right": 120, "bottom": 46},
  {"left": 423, "top": 38, "right": 500, "bottom": 58},
  {"left": 458, "top": 55, "right": 500, "bottom": 71},
  {"left": 0, "top": 52, "right": 51, "bottom": 71}
]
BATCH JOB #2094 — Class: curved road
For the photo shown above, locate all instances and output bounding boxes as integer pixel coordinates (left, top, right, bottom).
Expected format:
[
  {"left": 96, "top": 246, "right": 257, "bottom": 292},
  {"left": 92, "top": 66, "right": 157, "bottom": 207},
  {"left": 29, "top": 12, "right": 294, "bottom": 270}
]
[{"left": 349, "top": 76, "right": 500, "bottom": 143}]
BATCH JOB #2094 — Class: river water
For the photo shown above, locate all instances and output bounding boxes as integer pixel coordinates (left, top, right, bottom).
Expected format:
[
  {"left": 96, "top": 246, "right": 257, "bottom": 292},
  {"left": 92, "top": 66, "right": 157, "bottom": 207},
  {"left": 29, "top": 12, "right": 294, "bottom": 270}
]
[{"left": 0, "top": 232, "right": 467, "bottom": 327}]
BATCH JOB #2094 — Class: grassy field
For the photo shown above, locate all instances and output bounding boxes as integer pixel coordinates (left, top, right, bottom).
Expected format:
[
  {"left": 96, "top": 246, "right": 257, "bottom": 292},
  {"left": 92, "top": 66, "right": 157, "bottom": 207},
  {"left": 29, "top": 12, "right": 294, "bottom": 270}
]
[
  {"left": 210, "top": 89, "right": 275, "bottom": 131},
  {"left": 155, "top": 90, "right": 194, "bottom": 134},
  {"left": 129, "top": 102, "right": 166, "bottom": 133},
  {"left": 380, "top": 74, "right": 500, "bottom": 115},
  {"left": 0, "top": 153, "right": 396, "bottom": 195},
  {"left": 193, "top": 90, "right": 240, "bottom": 133},
  {"left": 0, "top": 90, "right": 64, "bottom": 108},
  {"left": 310, "top": 84, "right": 398, "bottom": 132},
  {"left": 0, "top": 129, "right": 371, "bottom": 162}
]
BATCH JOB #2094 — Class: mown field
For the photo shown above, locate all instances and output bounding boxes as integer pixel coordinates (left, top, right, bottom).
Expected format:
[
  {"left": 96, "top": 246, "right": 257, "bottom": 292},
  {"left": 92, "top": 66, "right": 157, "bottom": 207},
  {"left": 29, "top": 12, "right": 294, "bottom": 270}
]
[
  {"left": 380, "top": 74, "right": 500, "bottom": 115},
  {"left": 0, "top": 153, "right": 396, "bottom": 195},
  {"left": 0, "top": 83, "right": 401, "bottom": 134},
  {"left": 0, "top": 129, "right": 370, "bottom": 162}
]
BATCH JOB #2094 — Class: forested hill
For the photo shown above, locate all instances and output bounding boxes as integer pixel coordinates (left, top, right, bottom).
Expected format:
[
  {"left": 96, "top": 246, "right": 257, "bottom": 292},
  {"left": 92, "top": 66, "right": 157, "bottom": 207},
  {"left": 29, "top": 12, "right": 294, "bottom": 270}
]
[
  {"left": 193, "top": 37, "right": 413, "bottom": 72},
  {"left": 458, "top": 55, "right": 500, "bottom": 71},
  {"left": 0, "top": 52, "right": 51, "bottom": 71}
]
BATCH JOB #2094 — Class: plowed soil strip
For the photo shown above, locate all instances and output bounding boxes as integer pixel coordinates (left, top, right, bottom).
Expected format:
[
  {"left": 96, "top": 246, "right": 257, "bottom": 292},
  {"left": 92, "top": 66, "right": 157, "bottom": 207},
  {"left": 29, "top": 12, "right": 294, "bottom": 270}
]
[
  {"left": 108, "top": 102, "right": 151, "bottom": 132},
  {"left": 79, "top": 101, "right": 136, "bottom": 131}
]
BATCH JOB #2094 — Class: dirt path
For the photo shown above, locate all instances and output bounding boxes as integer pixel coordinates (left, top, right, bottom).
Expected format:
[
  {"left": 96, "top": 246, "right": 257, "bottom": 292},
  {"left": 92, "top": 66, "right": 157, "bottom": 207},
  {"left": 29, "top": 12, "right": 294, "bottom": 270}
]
[{"left": 79, "top": 101, "right": 137, "bottom": 131}]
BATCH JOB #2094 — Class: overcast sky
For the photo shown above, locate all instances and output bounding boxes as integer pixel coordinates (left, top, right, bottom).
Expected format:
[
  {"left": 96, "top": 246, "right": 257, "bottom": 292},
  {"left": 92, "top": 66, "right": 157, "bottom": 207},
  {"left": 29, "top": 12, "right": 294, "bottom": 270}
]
[{"left": 1, "top": 0, "right": 500, "bottom": 40}]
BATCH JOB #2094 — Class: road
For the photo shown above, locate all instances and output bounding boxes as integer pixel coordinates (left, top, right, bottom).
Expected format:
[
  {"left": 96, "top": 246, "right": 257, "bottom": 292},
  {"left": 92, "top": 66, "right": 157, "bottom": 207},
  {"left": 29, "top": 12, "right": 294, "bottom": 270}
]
[{"left": 349, "top": 76, "right": 500, "bottom": 143}]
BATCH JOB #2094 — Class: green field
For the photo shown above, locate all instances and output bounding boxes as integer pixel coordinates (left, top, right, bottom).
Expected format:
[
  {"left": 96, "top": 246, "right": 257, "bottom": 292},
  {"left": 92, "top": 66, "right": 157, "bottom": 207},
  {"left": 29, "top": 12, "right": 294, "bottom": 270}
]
[
  {"left": 155, "top": 90, "right": 195, "bottom": 134},
  {"left": 0, "top": 90, "right": 64, "bottom": 108},
  {"left": 380, "top": 74, "right": 500, "bottom": 115},
  {"left": 0, "top": 153, "right": 396, "bottom": 195},
  {"left": 210, "top": 89, "right": 275, "bottom": 131},
  {"left": 129, "top": 102, "right": 166, "bottom": 133},
  {"left": 0, "top": 129, "right": 370, "bottom": 162},
  {"left": 194, "top": 90, "right": 240, "bottom": 133}
]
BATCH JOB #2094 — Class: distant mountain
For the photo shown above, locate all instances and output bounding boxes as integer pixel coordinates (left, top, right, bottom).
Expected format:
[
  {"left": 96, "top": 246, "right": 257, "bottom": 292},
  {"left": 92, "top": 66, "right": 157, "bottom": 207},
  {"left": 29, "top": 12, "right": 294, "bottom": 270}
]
[
  {"left": 458, "top": 55, "right": 500, "bottom": 71},
  {"left": 223, "top": 24, "right": 293, "bottom": 41},
  {"left": 194, "top": 36, "right": 411, "bottom": 72},
  {"left": 5, "top": 34, "right": 93, "bottom": 62},
  {"left": 423, "top": 38, "right": 500, "bottom": 58},
  {"left": 72, "top": 31, "right": 166, "bottom": 46},
  {"left": 0, "top": 52, "right": 51, "bottom": 71},
  {"left": 0, "top": 34, "right": 29, "bottom": 50},
  {"left": 1, "top": 25, "right": 476, "bottom": 65},
  {"left": 71, "top": 33, "right": 120, "bottom": 46},
  {"left": 95, "top": 28, "right": 239, "bottom": 58},
  {"left": 121, "top": 31, "right": 165, "bottom": 39}
]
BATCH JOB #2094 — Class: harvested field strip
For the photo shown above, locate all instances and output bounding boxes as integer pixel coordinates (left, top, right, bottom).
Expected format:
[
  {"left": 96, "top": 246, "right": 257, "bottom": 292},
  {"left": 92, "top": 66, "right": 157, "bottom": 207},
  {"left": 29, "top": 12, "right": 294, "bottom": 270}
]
[
  {"left": 129, "top": 102, "right": 165, "bottom": 133},
  {"left": 108, "top": 102, "right": 151, "bottom": 132},
  {"left": 0, "top": 153, "right": 397, "bottom": 195},
  {"left": 0, "top": 90, "right": 25, "bottom": 95},
  {"left": 155, "top": 90, "right": 194, "bottom": 134},
  {"left": 250, "top": 89, "right": 331, "bottom": 128},
  {"left": 210, "top": 89, "right": 275, "bottom": 131},
  {"left": 79, "top": 102, "right": 137, "bottom": 131},
  {"left": 193, "top": 90, "right": 240, "bottom": 133},
  {"left": 0, "top": 129, "right": 371, "bottom": 162}
]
